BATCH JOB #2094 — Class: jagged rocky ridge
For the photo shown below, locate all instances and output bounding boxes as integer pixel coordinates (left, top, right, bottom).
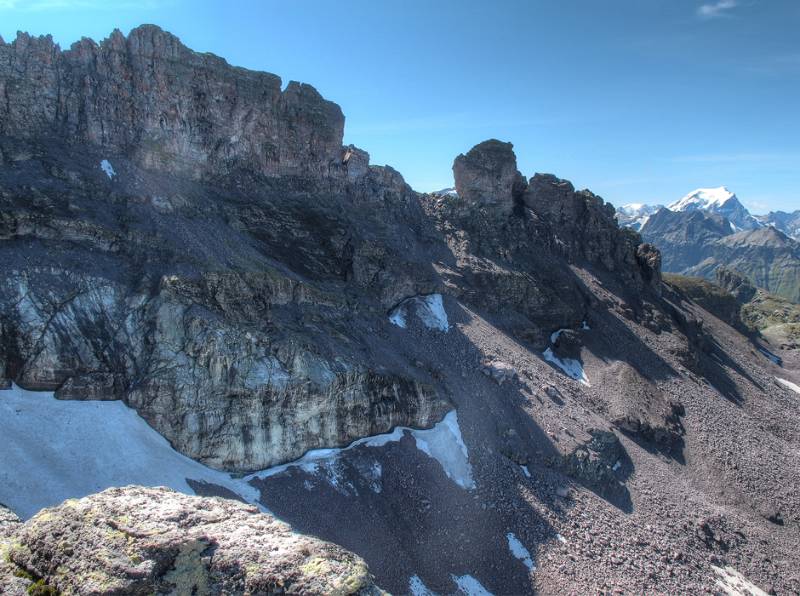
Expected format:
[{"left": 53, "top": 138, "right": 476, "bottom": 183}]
[
  {"left": 0, "top": 27, "right": 655, "bottom": 472},
  {"left": 1, "top": 25, "right": 799, "bottom": 595}
]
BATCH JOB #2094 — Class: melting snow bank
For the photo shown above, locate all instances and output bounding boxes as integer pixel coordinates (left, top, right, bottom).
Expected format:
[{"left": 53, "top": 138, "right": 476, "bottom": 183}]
[
  {"left": 506, "top": 532, "right": 535, "bottom": 570},
  {"left": 0, "top": 384, "right": 259, "bottom": 519},
  {"left": 100, "top": 159, "right": 116, "bottom": 179},
  {"left": 712, "top": 565, "right": 769, "bottom": 596},
  {"left": 543, "top": 329, "right": 590, "bottom": 386},
  {"left": 247, "top": 410, "right": 475, "bottom": 490},
  {"left": 389, "top": 293, "right": 450, "bottom": 331},
  {"left": 776, "top": 377, "right": 800, "bottom": 395},
  {"left": 452, "top": 575, "right": 494, "bottom": 596},
  {"left": 409, "top": 575, "right": 437, "bottom": 596}
]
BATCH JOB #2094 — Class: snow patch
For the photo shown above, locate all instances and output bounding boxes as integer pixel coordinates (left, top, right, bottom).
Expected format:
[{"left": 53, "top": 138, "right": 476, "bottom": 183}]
[
  {"left": 100, "top": 159, "right": 116, "bottom": 179},
  {"left": 581, "top": 320, "right": 591, "bottom": 330},
  {"left": 417, "top": 294, "right": 450, "bottom": 331},
  {"left": 506, "top": 532, "right": 535, "bottom": 570},
  {"left": 520, "top": 465, "right": 531, "bottom": 478},
  {"left": 389, "top": 293, "right": 449, "bottom": 331},
  {"left": 389, "top": 309, "right": 407, "bottom": 328},
  {"left": 247, "top": 410, "right": 474, "bottom": 490},
  {"left": 412, "top": 411, "right": 475, "bottom": 489},
  {"left": 452, "top": 575, "right": 494, "bottom": 596},
  {"left": 556, "top": 533, "right": 567, "bottom": 544},
  {"left": 409, "top": 575, "right": 438, "bottom": 596},
  {"left": 543, "top": 348, "right": 590, "bottom": 386},
  {"left": 776, "top": 378, "right": 800, "bottom": 395},
  {"left": 544, "top": 328, "right": 590, "bottom": 385},
  {"left": 712, "top": 565, "right": 769, "bottom": 596},
  {"left": 0, "top": 384, "right": 260, "bottom": 519},
  {"left": 612, "top": 460, "right": 621, "bottom": 472}
]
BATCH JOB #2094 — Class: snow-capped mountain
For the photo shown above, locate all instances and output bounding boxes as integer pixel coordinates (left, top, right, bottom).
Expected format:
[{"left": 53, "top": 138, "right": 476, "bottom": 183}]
[
  {"left": 431, "top": 187, "right": 459, "bottom": 197},
  {"left": 615, "top": 203, "right": 664, "bottom": 231},
  {"left": 756, "top": 210, "right": 800, "bottom": 241},
  {"left": 667, "top": 186, "right": 761, "bottom": 231}
]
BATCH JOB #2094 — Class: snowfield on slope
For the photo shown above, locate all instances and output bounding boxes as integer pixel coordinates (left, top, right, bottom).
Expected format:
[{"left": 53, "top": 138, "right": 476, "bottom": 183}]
[
  {"left": 1, "top": 384, "right": 475, "bottom": 519},
  {"left": 248, "top": 410, "right": 475, "bottom": 490},
  {"left": 389, "top": 293, "right": 450, "bottom": 331},
  {"left": 0, "top": 384, "right": 259, "bottom": 519}
]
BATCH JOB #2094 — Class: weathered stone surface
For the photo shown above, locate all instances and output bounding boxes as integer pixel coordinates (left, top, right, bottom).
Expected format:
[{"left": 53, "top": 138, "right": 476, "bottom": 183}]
[
  {"left": 1, "top": 486, "right": 382, "bottom": 595},
  {"left": 480, "top": 359, "right": 517, "bottom": 385},
  {"left": 600, "top": 362, "right": 684, "bottom": 447},
  {"left": 565, "top": 430, "right": 625, "bottom": 496},
  {"left": 0, "top": 504, "right": 19, "bottom": 534},
  {"left": 716, "top": 266, "right": 758, "bottom": 304},
  {"left": 0, "top": 26, "right": 347, "bottom": 181},
  {"left": 452, "top": 139, "right": 527, "bottom": 213}
]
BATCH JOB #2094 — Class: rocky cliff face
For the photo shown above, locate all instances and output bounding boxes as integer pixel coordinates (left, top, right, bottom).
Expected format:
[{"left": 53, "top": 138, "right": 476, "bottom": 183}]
[
  {"left": 0, "top": 26, "right": 345, "bottom": 181},
  {"left": 0, "top": 25, "right": 453, "bottom": 472},
  {"left": 0, "top": 26, "right": 660, "bottom": 473},
  {"left": 0, "top": 486, "right": 381, "bottom": 595},
  {"left": 4, "top": 26, "right": 800, "bottom": 595}
]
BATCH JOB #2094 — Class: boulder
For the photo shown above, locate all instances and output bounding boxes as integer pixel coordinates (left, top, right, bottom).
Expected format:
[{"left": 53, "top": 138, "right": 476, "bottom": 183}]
[
  {"left": 1, "top": 486, "right": 382, "bottom": 595},
  {"left": 481, "top": 359, "right": 517, "bottom": 385}
]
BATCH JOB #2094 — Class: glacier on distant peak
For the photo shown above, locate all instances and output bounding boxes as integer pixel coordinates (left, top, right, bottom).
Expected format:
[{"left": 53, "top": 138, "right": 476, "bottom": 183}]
[
  {"left": 667, "top": 186, "right": 761, "bottom": 231},
  {"left": 668, "top": 186, "right": 736, "bottom": 211}
]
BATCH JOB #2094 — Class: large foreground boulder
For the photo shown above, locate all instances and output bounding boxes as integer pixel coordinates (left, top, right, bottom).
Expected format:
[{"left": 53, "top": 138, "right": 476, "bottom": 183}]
[{"left": 0, "top": 487, "right": 382, "bottom": 595}]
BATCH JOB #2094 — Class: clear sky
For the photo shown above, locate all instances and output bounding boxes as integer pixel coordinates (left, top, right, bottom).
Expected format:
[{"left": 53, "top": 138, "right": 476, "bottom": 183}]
[{"left": 1, "top": 0, "right": 798, "bottom": 213}]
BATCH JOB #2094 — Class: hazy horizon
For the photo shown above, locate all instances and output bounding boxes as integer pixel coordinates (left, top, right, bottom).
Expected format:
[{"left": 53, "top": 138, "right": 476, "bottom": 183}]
[{"left": 1, "top": 0, "right": 798, "bottom": 213}]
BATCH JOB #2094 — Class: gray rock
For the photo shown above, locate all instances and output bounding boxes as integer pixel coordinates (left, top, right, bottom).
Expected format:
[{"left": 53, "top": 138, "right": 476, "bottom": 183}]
[
  {"left": 481, "top": 359, "right": 517, "bottom": 385},
  {"left": 453, "top": 139, "right": 527, "bottom": 213},
  {"left": 0, "top": 26, "right": 346, "bottom": 181},
  {"left": 1, "top": 486, "right": 382, "bottom": 595}
]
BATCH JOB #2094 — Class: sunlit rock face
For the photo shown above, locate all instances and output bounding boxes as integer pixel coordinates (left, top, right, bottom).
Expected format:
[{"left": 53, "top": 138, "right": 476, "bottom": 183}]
[
  {"left": 0, "top": 486, "right": 383, "bottom": 595},
  {"left": 0, "top": 26, "right": 345, "bottom": 180},
  {"left": 452, "top": 139, "right": 528, "bottom": 214}
]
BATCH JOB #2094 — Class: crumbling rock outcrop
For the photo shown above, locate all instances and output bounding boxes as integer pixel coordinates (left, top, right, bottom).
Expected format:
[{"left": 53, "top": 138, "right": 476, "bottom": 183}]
[
  {"left": 0, "top": 26, "right": 661, "bottom": 475},
  {"left": 0, "top": 26, "right": 347, "bottom": 181},
  {"left": 715, "top": 266, "right": 758, "bottom": 304},
  {"left": 0, "top": 486, "right": 381, "bottom": 595},
  {"left": 452, "top": 139, "right": 527, "bottom": 214}
]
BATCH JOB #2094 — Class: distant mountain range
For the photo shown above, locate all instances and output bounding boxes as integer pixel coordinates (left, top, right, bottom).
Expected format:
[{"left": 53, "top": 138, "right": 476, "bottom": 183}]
[{"left": 615, "top": 187, "right": 800, "bottom": 302}]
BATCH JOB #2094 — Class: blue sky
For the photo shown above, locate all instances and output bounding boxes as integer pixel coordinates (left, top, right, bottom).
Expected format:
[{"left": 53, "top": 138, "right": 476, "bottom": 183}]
[{"left": 1, "top": 0, "right": 798, "bottom": 213}]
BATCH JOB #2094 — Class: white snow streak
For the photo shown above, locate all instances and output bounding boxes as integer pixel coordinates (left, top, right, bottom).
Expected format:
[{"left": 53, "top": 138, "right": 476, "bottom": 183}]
[
  {"left": 409, "top": 575, "right": 438, "bottom": 596},
  {"left": 247, "top": 410, "right": 475, "bottom": 490},
  {"left": 417, "top": 294, "right": 450, "bottom": 331},
  {"left": 388, "top": 293, "right": 449, "bottom": 331},
  {"left": 100, "top": 159, "right": 116, "bottom": 179},
  {"left": 543, "top": 348, "right": 590, "bottom": 386},
  {"left": 712, "top": 565, "right": 769, "bottom": 596},
  {"left": 452, "top": 575, "right": 494, "bottom": 596},
  {"left": 389, "top": 309, "right": 407, "bottom": 328},
  {"left": 776, "top": 378, "right": 800, "bottom": 395},
  {"left": 506, "top": 532, "right": 535, "bottom": 570},
  {"left": 0, "top": 384, "right": 259, "bottom": 519}
]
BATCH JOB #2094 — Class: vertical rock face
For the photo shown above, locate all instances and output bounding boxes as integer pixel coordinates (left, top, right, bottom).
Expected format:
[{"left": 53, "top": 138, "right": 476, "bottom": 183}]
[
  {"left": 0, "top": 25, "right": 346, "bottom": 179},
  {"left": 452, "top": 139, "right": 527, "bottom": 212},
  {"left": 447, "top": 141, "right": 661, "bottom": 292}
]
